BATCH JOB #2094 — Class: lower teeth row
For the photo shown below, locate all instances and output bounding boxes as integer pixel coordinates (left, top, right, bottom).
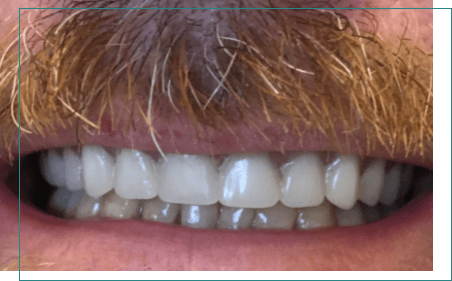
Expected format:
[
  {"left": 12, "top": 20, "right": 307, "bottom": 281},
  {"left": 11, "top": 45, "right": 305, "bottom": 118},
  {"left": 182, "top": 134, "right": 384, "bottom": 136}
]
[{"left": 49, "top": 188, "right": 398, "bottom": 230}]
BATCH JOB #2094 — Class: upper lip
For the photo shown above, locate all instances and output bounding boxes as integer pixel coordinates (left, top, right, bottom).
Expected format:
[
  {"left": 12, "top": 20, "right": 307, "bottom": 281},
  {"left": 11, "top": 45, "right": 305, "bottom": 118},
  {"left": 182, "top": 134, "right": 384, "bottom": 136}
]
[{"left": 8, "top": 111, "right": 433, "bottom": 170}]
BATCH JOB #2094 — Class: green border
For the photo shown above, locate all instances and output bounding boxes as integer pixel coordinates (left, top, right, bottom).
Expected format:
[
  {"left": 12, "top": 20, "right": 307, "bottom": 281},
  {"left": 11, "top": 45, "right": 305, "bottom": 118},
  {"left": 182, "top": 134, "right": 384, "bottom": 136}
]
[{"left": 7, "top": 0, "right": 452, "bottom": 280}]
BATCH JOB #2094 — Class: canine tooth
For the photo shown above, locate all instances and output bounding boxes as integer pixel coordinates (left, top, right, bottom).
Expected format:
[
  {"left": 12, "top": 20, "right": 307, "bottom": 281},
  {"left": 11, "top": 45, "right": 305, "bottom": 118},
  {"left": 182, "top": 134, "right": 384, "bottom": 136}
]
[
  {"left": 217, "top": 206, "right": 255, "bottom": 230},
  {"left": 281, "top": 152, "right": 325, "bottom": 208},
  {"left": 142, "top": 197, "right": 180, "bottom": 223},
  {"left": 158, "top": 154, "right": 219, "bottom": 205},
  {"left": 64, "top": 189, "right": 85, "bottom": 219},
  {"left": 252, "top": 202, "right": 297, "bottom": 229},
  {"left": 219, "top": 153, "right": 280, "bottom": 208},
  {"left": 336, "top": 204, "right": 364, "bottom": 226},
  {"left": 181, "top": 204, "right": 219, "bottom": 229},
  {"left": 325, "top": 154, "right": 359, "bottom": 210},
  {"left": 101, "top": 191, "right": 141, "bottom": 219},
  {"left": 379, "top": 163, "right": 401, "bottom": 205},
  {"left": 398, "top": 165, "right": 414, "bottom": 200},
  {"left": 296, "top": 200, "right": 336, "bottom": 230},
  {"left": 114, "top": 149, "right": 158, "bottom": 199},
  {"left": 358, "top": 158, "right": 386, "bottom": 206},
  {"left": 63, "top": 148, "right": 84, "bottom": 191},
  {"left": 40, "top": 150, "right": 66, "bottom": 188},
  {"left": 82, "top": 145, "right": 115, "bottom": 198},
  {"left": 47, "top": 187, "right": 73, "bottom": 217},
  {"left": 75, "top": 194, "right": 103, "bottom": 219}
]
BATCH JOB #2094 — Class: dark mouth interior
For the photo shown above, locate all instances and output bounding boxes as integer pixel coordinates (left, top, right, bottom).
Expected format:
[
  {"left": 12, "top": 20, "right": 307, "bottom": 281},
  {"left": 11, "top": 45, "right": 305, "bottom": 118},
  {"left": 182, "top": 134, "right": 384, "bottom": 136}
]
[{"left": 5, "top": 150, "right": 433, "bottom": 227}]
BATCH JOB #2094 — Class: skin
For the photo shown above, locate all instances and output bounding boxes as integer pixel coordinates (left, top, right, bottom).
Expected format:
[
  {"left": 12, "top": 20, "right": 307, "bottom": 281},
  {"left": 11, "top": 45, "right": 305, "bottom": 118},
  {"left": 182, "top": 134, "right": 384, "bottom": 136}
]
[{"left": 0, "top": 0, "right": 433, "bottom": 272}]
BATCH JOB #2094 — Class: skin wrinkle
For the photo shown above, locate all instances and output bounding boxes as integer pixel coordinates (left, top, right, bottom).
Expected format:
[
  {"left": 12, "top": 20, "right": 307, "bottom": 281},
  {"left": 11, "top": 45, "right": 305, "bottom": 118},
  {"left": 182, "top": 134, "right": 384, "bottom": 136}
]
[
  {"left": 0, "top": 0, "right": 433, "bottom": 163},
  {"left": 0, "top": 0, "right": 433, "bottom": 272}
]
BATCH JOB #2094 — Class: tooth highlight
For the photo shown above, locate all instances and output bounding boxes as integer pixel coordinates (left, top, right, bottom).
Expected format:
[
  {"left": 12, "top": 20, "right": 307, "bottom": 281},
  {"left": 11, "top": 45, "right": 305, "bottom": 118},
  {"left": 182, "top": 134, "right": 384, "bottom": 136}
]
[
  {"left": 219, "top": 153, "right": 281, "bottom": 208},
  {"left": 217, "top": 206, "right": 255, "bottom": 230},
  {"left": 336, "top": 204, "right": 364, "bottom": 227},
  {"left": 142, "top": 197, "right": 180, "bottom": 223},
  {"left": 181, "top": 204, "right": 219, "bottom": 229},
  {"left": 379, "top": 163, "right": 402, "bottom": 205},
  {"left": 281, "top": 152, "right": 325, "bottom": 208},
  {"left": 325, "top": 154, "right": 359, "bottom": 210},
  {"left": 296, "top": 200, "right": 335, "bottom": 230},
  {"left": 358, "top": 158, "right": 386, "bottom": 206},
  {"left": 158, "top": 154, "right": 220, "bottom": 205},
  {"left": 101, "top": 192, "right": 140, "bottom": 219},
  {"left": 75, "top": 194, "right": 103, "bottom": 219},
  {"left": 114, "top": 149, "right": 158, "bottom": 199},
  {"left": 63, "top": 148, "right": 84, "bottom": 191},
  {"left": 252, "top": 202, "right": 297, "bottom": 229},
  {"left": 82, "top": 145, "right": 115, "bottom": 198}
]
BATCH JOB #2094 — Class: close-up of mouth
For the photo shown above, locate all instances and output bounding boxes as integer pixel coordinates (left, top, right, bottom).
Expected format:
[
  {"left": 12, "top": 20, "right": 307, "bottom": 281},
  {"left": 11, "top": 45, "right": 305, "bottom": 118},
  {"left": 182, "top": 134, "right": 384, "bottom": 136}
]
[{"left": 0, "top": 0, "right": 437, "bottom": 273}]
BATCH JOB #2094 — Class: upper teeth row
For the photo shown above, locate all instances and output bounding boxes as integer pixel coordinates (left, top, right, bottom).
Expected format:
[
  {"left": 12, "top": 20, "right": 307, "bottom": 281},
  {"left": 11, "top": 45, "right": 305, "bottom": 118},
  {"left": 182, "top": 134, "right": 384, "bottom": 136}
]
[{"left": 40, "top": 146, "right": 411, "bottom": 210}]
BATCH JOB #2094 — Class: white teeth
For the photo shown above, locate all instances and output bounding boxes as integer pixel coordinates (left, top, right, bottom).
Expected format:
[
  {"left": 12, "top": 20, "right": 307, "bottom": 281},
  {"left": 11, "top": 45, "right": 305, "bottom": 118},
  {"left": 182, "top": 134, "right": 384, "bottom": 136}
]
[
  {"left": 47, "top": 187, "right": 73, "bottom": 217},
  {"left": 82, "top": 145, "right": 115, "bottom": 198},
  {"left": 219, "top": 153, "right": 281, "bottom": 208},
  {"left": 358, "top": 158, "right": 386, "bottom": 206},
  {"left": 114, "top": 149, "right": 158, "bottom": 200},
  {"left": 158, "top": 154, "right": 219, "bottom": 205},
  {"left": 40, "top": 150, "right": 66, "bottom": 188},
  {"left": 252, "top": 202, "right": 297, "bottom": 229},
  {"left": 379, "top": 163, "right": 402, "bottom": 205},
  {"left": 63, "top": 148, "right": 84, "bottom": 191},
  {"left": 325, "top": 154, "right": 359, "bottom": 210},
  {"left": 336, "top": 204, "right": 364, "bottom": 227},
  {"left": 296, "top": 200, "right": 335, "bottom": 230},
  {"left": 281, "top": 152, "right": 325, "bottom": 208},
  {"left": 101, "top": 191, "right": 141, "bottom": 219},
  {"left": 181, "top": 204, "right": 219, "bottom": 229},
  {"left": 64, "top": 189, "right": 85, "bottom": 219},
  {"left": 217, "top": 206, "right": 255, "bottom": 230},
  {"left": 75, "top": 194, "right": 103, "bottom": 220},
  {"left": 142, "top": 197, "right": 180, "bottom": 223}
]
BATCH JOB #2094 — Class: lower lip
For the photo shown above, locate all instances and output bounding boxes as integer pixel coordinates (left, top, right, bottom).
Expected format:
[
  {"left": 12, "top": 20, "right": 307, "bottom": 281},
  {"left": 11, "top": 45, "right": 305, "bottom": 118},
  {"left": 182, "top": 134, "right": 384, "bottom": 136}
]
[{"left": 0, "top": 160, "right": 432, "bottom": 270}]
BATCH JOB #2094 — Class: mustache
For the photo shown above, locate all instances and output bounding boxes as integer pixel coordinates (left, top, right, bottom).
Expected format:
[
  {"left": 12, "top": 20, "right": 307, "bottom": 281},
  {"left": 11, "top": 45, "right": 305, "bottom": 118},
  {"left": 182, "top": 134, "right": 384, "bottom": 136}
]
[{"left": 0, "top": 0, "right": 432, "bottom": 161}]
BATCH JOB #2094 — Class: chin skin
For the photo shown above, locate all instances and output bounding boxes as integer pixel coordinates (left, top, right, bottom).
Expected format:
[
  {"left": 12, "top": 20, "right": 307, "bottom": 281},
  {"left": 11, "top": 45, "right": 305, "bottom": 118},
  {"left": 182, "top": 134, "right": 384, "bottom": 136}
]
[{"left": 0, "top": 0, "right": 433, "bottom": 272}]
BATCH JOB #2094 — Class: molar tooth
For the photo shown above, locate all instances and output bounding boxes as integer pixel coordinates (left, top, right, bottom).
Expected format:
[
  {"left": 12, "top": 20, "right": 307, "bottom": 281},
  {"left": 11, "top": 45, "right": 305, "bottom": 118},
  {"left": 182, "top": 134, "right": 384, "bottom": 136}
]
[
  {"left": 101, "top": 191, "right": 141, "bottom": 219},
  {"left": 181, "top": 204, "right": 219, "bottom": 229},
  {"left": 219, "top": 153, "right": 281, "bottom": 208},
  {"left": 217, "top": 206, "right": 255, "bottom": 230},
  {"left": 325, "top": 154, "right": 359, "bottom": 210},
  {"left": 142, "top": 197, "right": 180, "bottom": 223},
  {"left": 252, "top": 202, "right": 297, "bottom": 229},
  {"left": 379, "top": 163, "right": 402, "bottom": 205},
  {"left": 336, "top": 204, "right": 364, "bottom": 226},
  {"left": 63, "top": 148, "right": 84, "bottom": 191},
  {"left": 296, "top": 200, "right": 336, "bottom": 230},
  {"left": 47, "top": 187, "right": 73, "bottom": 217},
  {"left": 114, "top": 149, "right": 158, "bottom": 200},
  {"left": 281, "top": 152, "right": 325, "bottom": 208},
  {"left": 40, "top": 150, "right": 66, "bottom": 188},
  {"left": 358, "top": 158, "right": 386, "bottom": 206},
  {"left": 82, "top": 145, "right": 115, "bottom": 198},
  {"left": 64, "top": 189, "right": 85, "bottom": 219},
  {"left": 158, "top": 154, "right": 219, "bottom": 205},
  {"left": 75, "top": 194, "right": 103, "bottom": 220}
]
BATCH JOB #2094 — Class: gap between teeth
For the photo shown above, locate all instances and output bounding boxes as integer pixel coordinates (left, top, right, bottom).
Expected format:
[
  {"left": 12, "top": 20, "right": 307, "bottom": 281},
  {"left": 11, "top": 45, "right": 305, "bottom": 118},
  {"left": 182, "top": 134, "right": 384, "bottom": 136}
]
[{"left": 42, "top": 145, "right": 413, "bottom": 229}]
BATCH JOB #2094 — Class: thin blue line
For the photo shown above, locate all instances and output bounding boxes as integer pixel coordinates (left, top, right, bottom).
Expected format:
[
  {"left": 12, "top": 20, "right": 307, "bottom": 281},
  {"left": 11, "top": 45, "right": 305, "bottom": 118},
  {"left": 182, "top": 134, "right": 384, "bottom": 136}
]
[{"left": 19, "top": 7, "right": 439, "bottom": 10}]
